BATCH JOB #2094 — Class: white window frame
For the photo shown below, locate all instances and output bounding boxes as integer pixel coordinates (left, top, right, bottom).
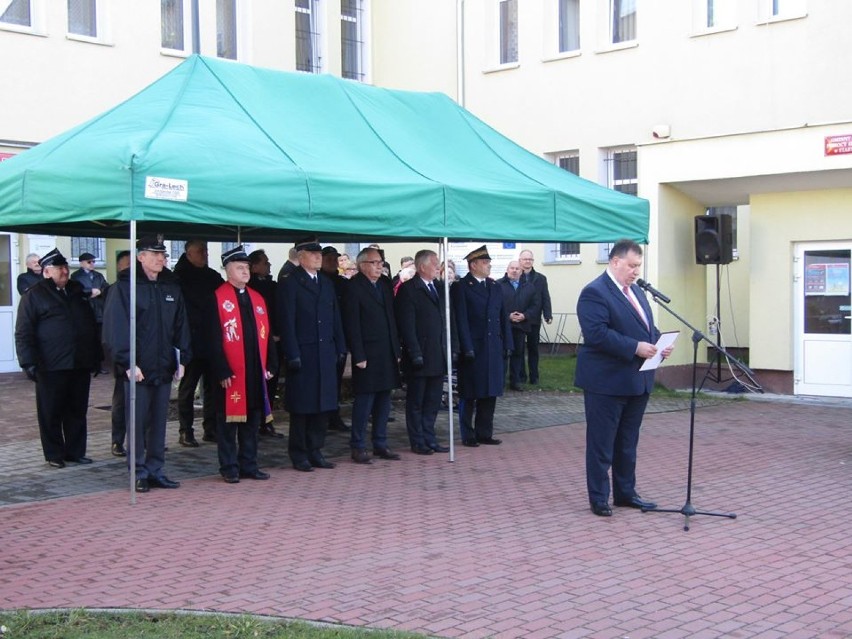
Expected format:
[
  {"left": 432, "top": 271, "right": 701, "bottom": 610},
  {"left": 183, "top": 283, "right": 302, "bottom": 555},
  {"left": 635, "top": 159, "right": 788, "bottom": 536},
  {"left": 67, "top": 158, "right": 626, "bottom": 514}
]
[
  {"left": 545, "top": 151, "right": 582, "bottom": 264},
  {"left": 296, "top": 0, "right": 324, "bottom": 74},
  {"left": 691, "top": 0, "right": 737, "bottom": 36},
  {"left": 597, "top": 146, "right": 637, "bottom": 262},
  {"left": 341, "top": 0, "right": 368, "bottom": 82},
  {"left": 758, "top": 0, "right": 807, "bottom": 23},
  {"left": 71, "top": 237, "right": 107, "bottom": 267},
  {"left": 558, "top": 0, "right": 580, "bottom": 53},
  {"left": 609, "top": 0, "right": 636, "bottom": 45},
  {"left": 66, "top": 0, "right": 112, "bottom": 45},
  {"left": 498, "top": 0, "right": 518, "bottom": 65},
  {"left": 160, "top": 0, "right": 192, "bottom": 55},
  {"left": 0, "top": 0, "right": 47, "bottom": 36}
]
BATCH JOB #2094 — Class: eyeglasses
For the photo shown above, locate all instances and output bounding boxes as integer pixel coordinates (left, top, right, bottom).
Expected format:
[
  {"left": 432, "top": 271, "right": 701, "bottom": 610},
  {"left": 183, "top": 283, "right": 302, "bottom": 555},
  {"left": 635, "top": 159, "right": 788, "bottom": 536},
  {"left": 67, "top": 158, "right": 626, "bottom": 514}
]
[{"left": 362, "top": 260, "right": 383, "bottom": 265}]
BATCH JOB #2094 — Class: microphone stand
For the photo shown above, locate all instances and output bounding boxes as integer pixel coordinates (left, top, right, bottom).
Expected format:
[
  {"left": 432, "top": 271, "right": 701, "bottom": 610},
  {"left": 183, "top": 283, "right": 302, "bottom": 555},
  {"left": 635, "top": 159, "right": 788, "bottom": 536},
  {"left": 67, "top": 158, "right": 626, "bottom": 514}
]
[{"left": 641, "top": 290, "right": 762, "bottom": 531}]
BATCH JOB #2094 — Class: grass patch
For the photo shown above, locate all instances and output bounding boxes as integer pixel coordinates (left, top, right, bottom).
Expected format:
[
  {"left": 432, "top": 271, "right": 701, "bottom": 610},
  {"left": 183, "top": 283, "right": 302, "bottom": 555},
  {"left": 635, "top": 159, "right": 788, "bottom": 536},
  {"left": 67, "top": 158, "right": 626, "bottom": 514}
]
[{"left": 0, "top": 610, "right": 427, "bottom": 639}]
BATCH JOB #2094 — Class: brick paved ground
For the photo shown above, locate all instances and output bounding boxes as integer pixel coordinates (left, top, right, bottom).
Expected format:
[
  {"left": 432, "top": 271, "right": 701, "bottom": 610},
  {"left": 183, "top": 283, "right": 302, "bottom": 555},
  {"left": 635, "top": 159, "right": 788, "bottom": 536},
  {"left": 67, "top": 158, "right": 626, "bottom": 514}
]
[{"left": 1, "top": 372, "right": 851, "bottom": 638}]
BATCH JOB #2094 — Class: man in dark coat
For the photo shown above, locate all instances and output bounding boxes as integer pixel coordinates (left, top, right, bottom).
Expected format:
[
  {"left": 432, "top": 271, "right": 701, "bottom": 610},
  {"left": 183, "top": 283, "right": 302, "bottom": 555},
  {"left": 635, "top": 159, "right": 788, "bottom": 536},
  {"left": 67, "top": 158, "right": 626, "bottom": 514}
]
[
  {"left": 102, "top": 236, "right": 191, "bottom": 493},
  {"left": 71, "top": 251, "right": 109, "bottom": 374},
  {"left": 16, "top": 252, "right": 42, "bottom": 295},
  {"left": 15, "top": 248, "right": 99, "bottom": 468},
  {"left": 174, "top": 239, "right": 224, "bottom": 446},
  {"left": 207, "top": 246, "right": 277, "bottom": 483},
  {"left": 342, "top": 247, "right": 402, "bottom": 464},
  {"left": 321, "top": 245, "right": 350, "bottom": 432},
  {"left": 574, "top": 240, "right": 673, "bottom": 517},
  {"left": 499, "top": 260, "right": 541, "bottom": 391},
  {"left": 248, "top": 248, "right": 283, "bottom": 438},
  {"left": 451, "top": 245, "right": 512, "bottom": 447},
  {"left": 395, "top": 249, "right": 452, "bottom": 455},
  {"left": 108, "top": 250, "right": 131, "bottom": 457},
  {"left": 277, "top": 239, "right": 347, "bottom": 472},
  {"left": 518, "top": 249, "right": 553, "bottom": 384}
]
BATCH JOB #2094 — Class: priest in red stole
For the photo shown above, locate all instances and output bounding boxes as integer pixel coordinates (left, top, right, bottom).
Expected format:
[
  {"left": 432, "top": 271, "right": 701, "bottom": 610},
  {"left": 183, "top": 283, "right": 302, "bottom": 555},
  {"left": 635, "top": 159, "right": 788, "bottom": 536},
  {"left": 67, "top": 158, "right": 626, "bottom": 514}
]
[{"left": 207, "top": 245, "right": 278, "bottom": 483}]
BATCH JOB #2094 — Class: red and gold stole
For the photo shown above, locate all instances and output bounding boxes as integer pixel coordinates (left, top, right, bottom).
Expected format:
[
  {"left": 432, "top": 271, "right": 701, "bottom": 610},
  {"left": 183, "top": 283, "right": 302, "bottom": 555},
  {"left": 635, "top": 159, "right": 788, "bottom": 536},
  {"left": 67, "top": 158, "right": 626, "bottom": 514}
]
[{"left": 215, "top": 283, "right": 272, "bottom": 423}]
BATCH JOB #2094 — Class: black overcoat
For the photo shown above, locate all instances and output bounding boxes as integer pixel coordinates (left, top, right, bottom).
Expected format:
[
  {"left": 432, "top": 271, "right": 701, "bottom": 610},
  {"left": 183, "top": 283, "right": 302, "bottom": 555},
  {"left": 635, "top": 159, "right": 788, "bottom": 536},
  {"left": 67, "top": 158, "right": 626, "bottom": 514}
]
[
  {"left": 394, "top": 275, "right": 449, "bottom": 378},
  {"left": 342, "top": 272, "right": 401, "bottom": 394},
  {"left": 277, "top": 267, "right": 346, "bottom": 414},
  {"left": 451, "top": 273, "right": 512, "bottom": 399},
  {"left": 498, "top": 275, "right": 541, "bottom": 333}
]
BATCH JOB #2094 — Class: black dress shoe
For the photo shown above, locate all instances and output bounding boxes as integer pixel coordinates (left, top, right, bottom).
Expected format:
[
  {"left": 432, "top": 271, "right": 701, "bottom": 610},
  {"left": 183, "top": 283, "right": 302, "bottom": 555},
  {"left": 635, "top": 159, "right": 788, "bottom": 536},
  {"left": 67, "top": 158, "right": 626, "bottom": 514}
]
[
  {"left": 591, "top": 502, "right": 612, "bottom": 517},
  {"left": 65, "top": 456, "right": 93, "bottom": 464},
  {"left": 351, "top": 449, "right": 372, "bottom": 464},
  {"left": 259, "top": 424, "right": 284, "bottom": 438},
  {"left": 462, "top": 439, "right": 479, "bottom": 448},
  {"left": 293, "top": 460, "right": 314, "bottom": 472},
  {"left": 201, "top": 433, "right": 217, "bottom": 443},
  {"left": 111, "top": 442, "right": 126, "bottom": 457},
  {"left": 328, "top": 416, "right": 350, "bottom": 431},
  {"left": 411, "top": 445, "right": 434, "bottom": 455},
  {"left": 476, "top": 437, "right": 502, "bottom": 445},
  {"left": 179, "top": 433, "right": 200, "bottom": 448},
  {"left": 47, "top": 459, "right": 66, "bottom": 469},
  {"left": 135, "top": 478, "right": 150, "bottom": 493},
  {"left": 614, "top": 495, "right": 657, "bottom": 510},
  {"left": 372, "top": 447, "right": 400, "bottom": 460},
  {"left": 429, "top": 444, "right": 450, "bottom": 453},
  {"left": 148, "top": 475, "right": 180, "bottom": 489},
  {"left": 310, "top": 458, "right": 336, "bottom": 469},
  {"left": 223, "top": 475, "right": 240, "bottom": 484},
  {"left": 240, "top": 470, "right": 271, "bottom": 480},
  {"left": 510, "top": 384, "right": 524, "bottom": 391}
]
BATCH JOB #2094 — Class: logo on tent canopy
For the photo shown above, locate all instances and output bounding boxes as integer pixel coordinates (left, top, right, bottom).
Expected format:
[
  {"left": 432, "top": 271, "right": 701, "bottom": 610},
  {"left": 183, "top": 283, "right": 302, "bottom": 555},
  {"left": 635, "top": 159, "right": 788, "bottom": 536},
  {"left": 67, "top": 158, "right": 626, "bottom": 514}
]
[{"left": 145, "top": 176, "right": 188, "bottom": 202}]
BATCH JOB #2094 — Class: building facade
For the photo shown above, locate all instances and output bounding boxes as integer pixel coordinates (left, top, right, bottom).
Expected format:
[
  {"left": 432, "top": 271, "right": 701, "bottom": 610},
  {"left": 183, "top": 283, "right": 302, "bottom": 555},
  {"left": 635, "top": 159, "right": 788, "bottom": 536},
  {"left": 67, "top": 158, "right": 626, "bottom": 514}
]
[{"left": 2, "top": 0, "right": 852, "bottom": 397}]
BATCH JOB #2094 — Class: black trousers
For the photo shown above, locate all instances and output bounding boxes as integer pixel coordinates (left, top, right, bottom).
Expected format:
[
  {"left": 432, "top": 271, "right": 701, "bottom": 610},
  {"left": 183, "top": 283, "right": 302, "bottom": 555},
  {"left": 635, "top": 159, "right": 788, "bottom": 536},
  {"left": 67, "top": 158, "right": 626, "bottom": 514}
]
[
  {"left": 459, "top": 396, "right": 497, "bottom": 443},
  {"left": 126, "top": 381, "right": 171, "bottom": 480},
  {"left": 35, "top": 369, "right": 90, "bottom": 462},
  {"left": 584, "top": 390, "right": 650, "bottom": 505},
  {"left": 288, "top": 411, "right": 330, "bottom": 465},
  {"left": 111, "top": 375, "right": 125, "bottom": 445},
  {"left": 508, "top": 329, "right": 527, "bottom": 386},
  {"left": 216, "top": 406, "right": 262, "bottom": 478},
  {"left": 522, "top": 324, "right": 542, "bottom": 383},
  {"left": 404, "top": 374, "right": 443, "bottom": 449},
  {"left": 177, "top": 357, "right": 216, "bottom": 437}
]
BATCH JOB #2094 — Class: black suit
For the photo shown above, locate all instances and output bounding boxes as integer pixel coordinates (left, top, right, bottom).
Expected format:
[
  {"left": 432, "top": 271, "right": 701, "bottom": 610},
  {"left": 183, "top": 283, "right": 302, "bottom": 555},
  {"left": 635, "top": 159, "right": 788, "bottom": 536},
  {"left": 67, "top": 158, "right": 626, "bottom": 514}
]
[
  {"left": 395, "top": 276, "right": 449, "bottom": 450},
  {"left": 574, "top": 271, "right": 660, "bottom": 506},
  {"left": 499, "top": 275, "right": 541, "bottom": 387},
  {"left": 520, "top": 268, "right": 552, "bottom": 384},
  {"left": 342, "top": 273, "right": 401, "bottom": 451}
]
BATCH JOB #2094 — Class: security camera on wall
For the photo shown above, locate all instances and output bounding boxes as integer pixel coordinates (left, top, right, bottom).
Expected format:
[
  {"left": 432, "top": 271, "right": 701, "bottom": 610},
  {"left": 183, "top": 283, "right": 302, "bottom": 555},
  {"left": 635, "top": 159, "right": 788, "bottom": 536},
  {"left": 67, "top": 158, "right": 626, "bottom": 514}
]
[{"left": 652, "top": 124, "right": 671, "bottom": 139}]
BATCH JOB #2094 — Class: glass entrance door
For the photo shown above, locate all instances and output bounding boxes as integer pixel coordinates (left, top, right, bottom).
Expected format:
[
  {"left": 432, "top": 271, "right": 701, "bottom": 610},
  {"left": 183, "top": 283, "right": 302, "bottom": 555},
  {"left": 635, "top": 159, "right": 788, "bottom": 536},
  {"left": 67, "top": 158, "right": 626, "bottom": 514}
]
[{"left": 794, "top": 242, "right": 852, "bottom": 397}]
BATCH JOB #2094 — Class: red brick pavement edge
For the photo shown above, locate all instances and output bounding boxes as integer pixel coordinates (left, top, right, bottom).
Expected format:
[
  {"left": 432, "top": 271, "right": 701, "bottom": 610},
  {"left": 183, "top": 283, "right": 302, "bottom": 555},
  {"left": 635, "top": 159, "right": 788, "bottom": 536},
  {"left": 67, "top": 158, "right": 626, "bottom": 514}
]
[{"left": 2, "top": 400, "right": 851, "bottom": 639}]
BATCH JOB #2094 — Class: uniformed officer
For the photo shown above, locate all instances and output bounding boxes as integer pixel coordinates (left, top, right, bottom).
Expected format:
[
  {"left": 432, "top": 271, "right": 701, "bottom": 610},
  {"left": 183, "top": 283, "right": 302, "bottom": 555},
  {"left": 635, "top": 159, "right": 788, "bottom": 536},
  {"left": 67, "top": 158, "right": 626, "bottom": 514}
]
[
  {"left": 451, "top": 245, "right": 512, "bottom": 447},
  {"left": 15, "top": 248, "right": 100, "bottom": 468},
  {"left": 277, "top": 238, "right": 347, "bottom": 472}
]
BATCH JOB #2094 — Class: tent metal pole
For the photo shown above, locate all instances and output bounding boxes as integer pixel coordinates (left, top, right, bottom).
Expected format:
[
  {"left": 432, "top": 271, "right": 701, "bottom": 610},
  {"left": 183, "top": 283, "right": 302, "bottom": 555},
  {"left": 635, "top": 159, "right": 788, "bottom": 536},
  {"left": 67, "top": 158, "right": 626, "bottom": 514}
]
[
  {"left": 442, "top": 237, "right": 455, "bottom": 462},
  {"left": 128, "top": 221, "right": 137, "bottom": 504}
]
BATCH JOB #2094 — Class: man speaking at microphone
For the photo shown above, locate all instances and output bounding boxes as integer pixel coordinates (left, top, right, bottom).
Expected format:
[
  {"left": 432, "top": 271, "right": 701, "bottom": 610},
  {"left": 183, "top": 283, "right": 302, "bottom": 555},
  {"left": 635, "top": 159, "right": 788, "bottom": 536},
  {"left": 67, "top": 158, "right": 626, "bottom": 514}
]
[{"left": 574, "top": 240, "right": 674, "bottom": 517}]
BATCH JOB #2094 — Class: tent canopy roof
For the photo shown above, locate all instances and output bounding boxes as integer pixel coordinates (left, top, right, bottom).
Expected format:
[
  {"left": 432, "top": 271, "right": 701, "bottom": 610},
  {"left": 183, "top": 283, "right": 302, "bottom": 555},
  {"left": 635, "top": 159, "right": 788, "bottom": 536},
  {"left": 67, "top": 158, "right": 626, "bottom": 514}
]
[{"left": 0, "top": 55, "right": 648, "bottom": 243}]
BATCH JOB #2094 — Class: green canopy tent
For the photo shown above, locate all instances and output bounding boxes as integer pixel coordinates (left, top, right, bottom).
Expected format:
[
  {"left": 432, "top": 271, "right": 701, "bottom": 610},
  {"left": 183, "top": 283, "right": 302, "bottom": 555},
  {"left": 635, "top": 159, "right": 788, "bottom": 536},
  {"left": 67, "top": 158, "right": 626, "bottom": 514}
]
[
  {"left": 0, "top": 55, "right": 647, "bottom": 242},
  {"left": 0, "top": 55, "right": 649, "bottom": 492}
]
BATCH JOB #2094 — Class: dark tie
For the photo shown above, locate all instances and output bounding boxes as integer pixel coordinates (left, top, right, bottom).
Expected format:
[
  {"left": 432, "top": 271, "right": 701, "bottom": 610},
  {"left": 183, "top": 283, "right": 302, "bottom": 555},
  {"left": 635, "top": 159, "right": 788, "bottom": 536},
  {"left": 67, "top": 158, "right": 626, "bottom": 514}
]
[
  {"left": 427, "top": 282, "right": 438, "bottom": 301},
  {"left": 373, "top": 282, "right": 382, "bottom": 301}
]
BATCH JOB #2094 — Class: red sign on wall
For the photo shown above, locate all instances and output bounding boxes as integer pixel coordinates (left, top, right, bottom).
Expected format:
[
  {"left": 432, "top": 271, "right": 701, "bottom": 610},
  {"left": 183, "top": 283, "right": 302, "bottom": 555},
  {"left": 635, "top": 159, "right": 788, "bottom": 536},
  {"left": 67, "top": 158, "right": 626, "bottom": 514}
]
[
  {"left": 825, "top": 135, "right": 852, "bottom": 156},
  {"left": 0, "top": 152, "right": 14, "bottom": 162}
]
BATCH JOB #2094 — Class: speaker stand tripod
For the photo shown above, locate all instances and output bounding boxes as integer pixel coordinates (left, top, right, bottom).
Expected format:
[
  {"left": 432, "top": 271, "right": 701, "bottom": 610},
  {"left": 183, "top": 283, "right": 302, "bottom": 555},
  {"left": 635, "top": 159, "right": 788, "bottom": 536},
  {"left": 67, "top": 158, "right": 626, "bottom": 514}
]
[{"left": 641, "top": 292, "right": 762, "bottom": 531}]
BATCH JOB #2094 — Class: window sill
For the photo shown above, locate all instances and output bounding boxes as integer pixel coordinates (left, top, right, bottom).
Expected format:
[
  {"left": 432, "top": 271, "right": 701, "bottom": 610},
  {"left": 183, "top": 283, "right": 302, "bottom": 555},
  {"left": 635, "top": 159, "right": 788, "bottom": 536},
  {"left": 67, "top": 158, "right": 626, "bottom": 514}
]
[
  {"left": 0, "top": 23, "right": 47, "bottom": 37},
  {"left": 756, "top": 12, "right": 807, "bottom": 25},
  {"left": 66, "top": 33, "right": 113, "bottom": 47},
  {"left": 160, "top": 48, "right": 191, "bottom": 59},
  {"left": 594, "top": 40, "right": 638, "bottom": 55},
  {"left": 690, "top": 25, "right": 738, "bottom": 38},
  {"left": 542, "top": 50, "right": 581, "bottom": 64},
  {"left": 543, "top": 259, "right": 582, "bottom": 266},
  {"left": 482, "top": 62, "right": 520, "bottom": 75}
]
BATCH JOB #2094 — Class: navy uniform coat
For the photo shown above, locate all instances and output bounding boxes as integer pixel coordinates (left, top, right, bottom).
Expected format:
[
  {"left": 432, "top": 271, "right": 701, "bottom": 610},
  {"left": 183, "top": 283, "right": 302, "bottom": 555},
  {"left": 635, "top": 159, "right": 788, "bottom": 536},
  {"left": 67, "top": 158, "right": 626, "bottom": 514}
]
[
  {"left": 451, "top": 273, "right": 512, "bottom": 399},
  {"left": 277, "top": 267, "right": 346, "bottom": 414},
  {"left": 395, "top": 276, "right": 452, "bottom": 378},
  {"left": 574, "top": 272, "right": 661, "bottom": 396},
  {"left": 341, "top": 272, "right": 401, "bottom": 394}
]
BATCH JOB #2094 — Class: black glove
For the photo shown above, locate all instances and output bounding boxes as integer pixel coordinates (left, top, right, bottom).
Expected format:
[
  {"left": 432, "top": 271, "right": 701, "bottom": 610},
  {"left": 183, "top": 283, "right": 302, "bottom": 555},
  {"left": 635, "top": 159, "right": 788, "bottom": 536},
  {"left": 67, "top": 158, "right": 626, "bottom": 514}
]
[
  {"left": 411, "top": 355, "right": 424, "bottom": 370},
  {"left": 504, "top": 350, "right": 512, "bottom": 358},
  {"left": 464, "top": 350, "right": 475, "bottom": 361},
  {"left": 287, "top": 358, "right": 302, "bottom": 372},
  {"left": 23, "top": 365, "right": 37, "bottom": 382}
]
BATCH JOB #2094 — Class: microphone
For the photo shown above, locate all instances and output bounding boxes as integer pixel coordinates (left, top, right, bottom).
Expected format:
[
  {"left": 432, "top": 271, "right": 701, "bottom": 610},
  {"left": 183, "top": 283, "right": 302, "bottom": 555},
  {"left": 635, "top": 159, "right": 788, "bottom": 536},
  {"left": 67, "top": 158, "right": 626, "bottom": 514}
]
[{"left": 636, "top": 279, "right": 671, "bottom": 303}]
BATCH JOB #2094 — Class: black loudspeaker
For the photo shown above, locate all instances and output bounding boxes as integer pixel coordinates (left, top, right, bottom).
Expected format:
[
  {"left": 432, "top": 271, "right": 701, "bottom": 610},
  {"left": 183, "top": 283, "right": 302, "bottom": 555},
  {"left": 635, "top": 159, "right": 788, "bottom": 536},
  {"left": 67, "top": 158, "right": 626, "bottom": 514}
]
[{"left": 694, "top": 214, "right": 733, "bottom": 265}]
